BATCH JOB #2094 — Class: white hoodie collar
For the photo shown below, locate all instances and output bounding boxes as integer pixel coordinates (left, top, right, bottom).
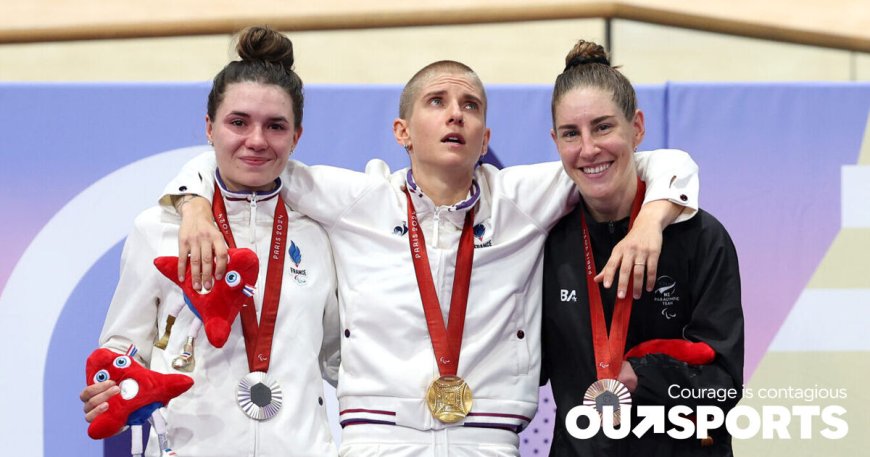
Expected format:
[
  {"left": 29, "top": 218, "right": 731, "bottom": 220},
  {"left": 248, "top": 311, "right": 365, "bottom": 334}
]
[{"left": 404, "top": 168, "right": 481, "bottom": 229}]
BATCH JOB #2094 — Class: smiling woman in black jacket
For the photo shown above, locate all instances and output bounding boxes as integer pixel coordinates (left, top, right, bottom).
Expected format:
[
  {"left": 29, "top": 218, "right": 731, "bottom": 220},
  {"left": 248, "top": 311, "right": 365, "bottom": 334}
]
[{"left": 541, "top": 39, "right": 744, "bottom": 457}]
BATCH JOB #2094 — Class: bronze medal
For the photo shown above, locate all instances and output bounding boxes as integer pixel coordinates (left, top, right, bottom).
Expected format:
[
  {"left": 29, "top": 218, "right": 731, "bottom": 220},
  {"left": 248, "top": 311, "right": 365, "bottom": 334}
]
[
  {"left": 426, "top": 375, "right": 473, "bottom": 423},
  {"left": 583, "top": 379, "right": 631, "bottom": 426},
  {"left": 577, "top": 180, "right": 645, "bottom": 428}
]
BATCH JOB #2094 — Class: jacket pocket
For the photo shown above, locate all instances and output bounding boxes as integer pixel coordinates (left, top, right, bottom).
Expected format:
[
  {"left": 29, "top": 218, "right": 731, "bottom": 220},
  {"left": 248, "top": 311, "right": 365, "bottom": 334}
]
[{"left": 510, "top": 293, "right": 531, "bottom": 376}]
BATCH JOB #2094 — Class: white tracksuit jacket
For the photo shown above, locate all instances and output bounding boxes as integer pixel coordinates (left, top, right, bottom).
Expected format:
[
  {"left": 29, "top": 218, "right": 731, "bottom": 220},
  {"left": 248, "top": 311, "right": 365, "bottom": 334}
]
[
  {"left": 162, "top": 150, "right": 697, "bottom": 451},
  {"left": 101, "top": 178, "right": 340, "bottom": 457}
]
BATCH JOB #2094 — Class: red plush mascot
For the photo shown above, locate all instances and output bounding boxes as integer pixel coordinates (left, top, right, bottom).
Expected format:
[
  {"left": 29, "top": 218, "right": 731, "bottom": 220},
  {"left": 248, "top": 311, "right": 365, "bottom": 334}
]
[
  {"left": 624, "top": 339, "right": 716, "bottom": 365},
  {"left": 624, "top": 338, "right": 718, "bottom": 446},
  {"left": 85, "top": 345, "right": 192, "bottom": 456},
  {"left": 152, "top": 247, "right": 259, "bottom": 371}
]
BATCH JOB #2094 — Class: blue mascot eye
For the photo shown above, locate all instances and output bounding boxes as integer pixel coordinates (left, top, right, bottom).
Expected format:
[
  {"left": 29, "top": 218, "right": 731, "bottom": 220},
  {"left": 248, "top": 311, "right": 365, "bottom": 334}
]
[
  {"left": 113, "top": 355, "right": 131, "bottom": 368},
  {"left": 225, "top": 271, "right": 241, "bottom": 287},
  {"left": 93, "top": 369, "right": 110, "bottom": 383}
]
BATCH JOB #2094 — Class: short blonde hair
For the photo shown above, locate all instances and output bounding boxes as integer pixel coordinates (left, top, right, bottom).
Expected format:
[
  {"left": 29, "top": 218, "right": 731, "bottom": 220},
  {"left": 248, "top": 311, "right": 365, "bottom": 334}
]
[{"left": 399, "top": 60, "right": 487, "bottom": 120}]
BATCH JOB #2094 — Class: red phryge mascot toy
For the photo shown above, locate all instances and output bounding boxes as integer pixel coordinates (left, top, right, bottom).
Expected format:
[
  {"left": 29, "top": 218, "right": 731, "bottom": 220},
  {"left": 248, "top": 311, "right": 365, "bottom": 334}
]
[
  {"left": 85, "top": 345, "right": 193, "bottom": 456},
  {"left": 153, "top": 247, "right": 259, "bottom": 371}
]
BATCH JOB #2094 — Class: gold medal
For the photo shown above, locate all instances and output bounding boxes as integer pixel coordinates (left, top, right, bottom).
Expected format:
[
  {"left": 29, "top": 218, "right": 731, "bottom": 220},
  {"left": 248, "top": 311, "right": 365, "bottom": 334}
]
[
  {"left": 583, "top": 379, "right": 631, "bottom": 426},
  {"left": 426, "top": 375, "right": 473, "bottom": 423},
  {"left": 237, "top": 371, "right": 283, "bottom": 421}
]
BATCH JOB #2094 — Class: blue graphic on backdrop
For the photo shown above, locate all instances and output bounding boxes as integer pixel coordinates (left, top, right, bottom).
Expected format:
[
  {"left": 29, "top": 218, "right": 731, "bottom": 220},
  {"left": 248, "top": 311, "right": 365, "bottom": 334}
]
[{"left": 44, "top": 242, "right": 127, "bottom": 456}]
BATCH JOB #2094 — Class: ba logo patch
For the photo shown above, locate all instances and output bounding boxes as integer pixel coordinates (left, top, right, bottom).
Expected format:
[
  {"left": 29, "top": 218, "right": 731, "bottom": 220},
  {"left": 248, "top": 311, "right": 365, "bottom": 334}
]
[{"left": 288, "top": 241, "right": 308, "bottom": 285}]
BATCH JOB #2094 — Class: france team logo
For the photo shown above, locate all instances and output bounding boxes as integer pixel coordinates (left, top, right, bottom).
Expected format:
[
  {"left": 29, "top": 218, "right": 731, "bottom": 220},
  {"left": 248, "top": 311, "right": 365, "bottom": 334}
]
[{"left": 288, "top": 241, "right": 307, "bottom": 285}]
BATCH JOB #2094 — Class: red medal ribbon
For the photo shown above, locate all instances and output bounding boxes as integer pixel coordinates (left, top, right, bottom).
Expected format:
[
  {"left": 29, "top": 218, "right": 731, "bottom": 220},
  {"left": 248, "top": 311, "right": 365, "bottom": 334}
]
[
  {"left": 580, "top": 178, "right": 646, "bottom": 380},
  {"left": 404, "top": 188, "right": 475, "bottom": 377},
  {"left": 213, "top": 183, "right": 286, "bottom": 373}
]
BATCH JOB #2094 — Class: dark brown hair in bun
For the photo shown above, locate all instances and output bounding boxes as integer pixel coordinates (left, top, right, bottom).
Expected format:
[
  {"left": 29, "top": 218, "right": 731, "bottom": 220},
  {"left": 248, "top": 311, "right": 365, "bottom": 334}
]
[
  {"left": 207, "top": 26, "right": 304, "bottom": 129},
  {"left": 551, "top": 39, "right": 636, "bottom": 125}
]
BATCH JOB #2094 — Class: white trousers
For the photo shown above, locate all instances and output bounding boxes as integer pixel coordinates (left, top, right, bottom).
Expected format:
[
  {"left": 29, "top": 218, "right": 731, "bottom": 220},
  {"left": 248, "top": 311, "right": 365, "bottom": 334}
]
[{"left": 340, "top": 424, "right": 520, "bottom": 457}]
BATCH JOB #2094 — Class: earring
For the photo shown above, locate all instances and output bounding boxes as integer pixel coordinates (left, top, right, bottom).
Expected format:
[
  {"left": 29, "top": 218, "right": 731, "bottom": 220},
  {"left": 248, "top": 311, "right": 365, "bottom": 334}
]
[
  {"left": 208, "top": 140, "right": 214, "bottom": 146},
  {"left": 403, "top": 144, "right": 411, "bottom": 153}
]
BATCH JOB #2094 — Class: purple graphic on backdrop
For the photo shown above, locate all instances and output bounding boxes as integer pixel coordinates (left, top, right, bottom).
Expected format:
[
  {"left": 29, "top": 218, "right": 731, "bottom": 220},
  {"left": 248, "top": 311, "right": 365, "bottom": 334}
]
[{"left": 666, "top": 83, "right": 870, "bottom": 373}]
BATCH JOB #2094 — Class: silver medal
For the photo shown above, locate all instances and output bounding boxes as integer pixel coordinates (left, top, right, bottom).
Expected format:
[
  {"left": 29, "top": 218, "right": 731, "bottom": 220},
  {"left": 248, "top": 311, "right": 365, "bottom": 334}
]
[{"left": 237, "top": 371, "right": 283, "bottom": 420}]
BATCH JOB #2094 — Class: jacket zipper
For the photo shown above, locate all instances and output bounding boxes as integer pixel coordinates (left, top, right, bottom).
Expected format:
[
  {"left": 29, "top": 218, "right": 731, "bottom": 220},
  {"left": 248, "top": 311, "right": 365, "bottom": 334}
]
[
  {"left": 249, "top": 193, "right": 258, "bottom": 244},
  {"left": 254, "top": 418, "right": 260, "bottom": 456},
  {"left": 431, "top": 207, "right": 441, "bottom": 248}
]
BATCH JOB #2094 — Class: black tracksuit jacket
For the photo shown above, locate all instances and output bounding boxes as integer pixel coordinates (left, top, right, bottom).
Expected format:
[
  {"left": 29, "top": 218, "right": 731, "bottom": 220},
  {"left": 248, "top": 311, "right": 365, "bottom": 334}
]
[{"left": 542, "top": 204, "right": 744, "bottom": 457}]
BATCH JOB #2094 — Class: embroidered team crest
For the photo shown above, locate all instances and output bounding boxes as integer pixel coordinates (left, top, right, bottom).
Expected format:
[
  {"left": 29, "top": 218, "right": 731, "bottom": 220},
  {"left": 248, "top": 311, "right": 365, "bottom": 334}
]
[
  {"left": 393, "top": 221, "right": 408, "bottom": 236},
  {"left": 653, "top": 276, "right": 679, "bottom": 319},
  {"left": 473, "top": 223, "right": 485, "bottom": 239},
  {"left": 472, "top": 222, "right": 492, "bottom": 248},
  {"left": 288, "top": 241, "right": 308, "bottom": 285}
]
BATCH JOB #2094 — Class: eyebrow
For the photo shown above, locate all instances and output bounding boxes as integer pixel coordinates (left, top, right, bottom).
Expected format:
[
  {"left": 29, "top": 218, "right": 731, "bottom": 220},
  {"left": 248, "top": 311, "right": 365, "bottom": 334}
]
[
  {"left": 464, "top": 94, "right": 484, "bottom": 106},
  {"left": 421, "top": 90, "right": 484, "bottom": 106},
  {"left": 556, "top": 114, "right": 616, "bottom": 131},
  {"left": 227, "top": 111, "right": 289, "bottom": 123},
  {"left": 421, "top": 89, "right": 447, "bottom": 99}
]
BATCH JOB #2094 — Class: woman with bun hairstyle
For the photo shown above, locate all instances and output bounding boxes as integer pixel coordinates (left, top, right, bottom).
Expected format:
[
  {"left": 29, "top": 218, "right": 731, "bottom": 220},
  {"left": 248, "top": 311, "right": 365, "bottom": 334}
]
[
  {"left": 162, "top": 58, "right": 699, "bottom": 455},
  {"left": 541, "top": 40, "right": 743, "bottom": 456},
  {"left": 79, "top": 26, "right": 340, "bottom": 457}
]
